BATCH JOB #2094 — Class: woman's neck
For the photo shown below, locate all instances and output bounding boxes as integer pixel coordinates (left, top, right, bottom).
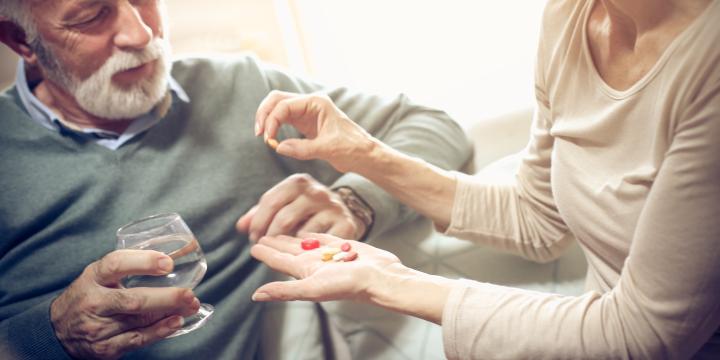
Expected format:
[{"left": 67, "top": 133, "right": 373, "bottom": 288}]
[{"left": 601, "top": 0, "right": 711, "bottom": 39}]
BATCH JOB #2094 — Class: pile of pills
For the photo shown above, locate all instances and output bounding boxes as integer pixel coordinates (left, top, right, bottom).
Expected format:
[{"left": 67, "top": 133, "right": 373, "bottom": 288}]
[{"left": 301, "top": 238, "right": 358, "bottom": 262}]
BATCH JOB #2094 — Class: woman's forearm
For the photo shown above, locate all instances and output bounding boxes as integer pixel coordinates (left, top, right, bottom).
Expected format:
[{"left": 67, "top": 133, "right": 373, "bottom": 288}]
[
  {"left": 354, "top": 139, "right": 458, "bottom": 228},
  {"left": 366, "top": 263, "right": 455, "bottom": 325}
]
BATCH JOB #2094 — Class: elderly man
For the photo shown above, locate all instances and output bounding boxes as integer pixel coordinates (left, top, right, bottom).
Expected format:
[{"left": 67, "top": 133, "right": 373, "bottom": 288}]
[{"left": 0, "top": 0, "right": 471, "bottom": 359}]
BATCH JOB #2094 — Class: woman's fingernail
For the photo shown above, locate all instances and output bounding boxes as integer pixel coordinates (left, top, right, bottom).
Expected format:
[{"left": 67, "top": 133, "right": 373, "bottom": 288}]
[
  {"left": 255, "top": 123, "right": 260, "bottom": 136},
  {"left": 252, "top": 292, "right": 271, "bottom": 301}
]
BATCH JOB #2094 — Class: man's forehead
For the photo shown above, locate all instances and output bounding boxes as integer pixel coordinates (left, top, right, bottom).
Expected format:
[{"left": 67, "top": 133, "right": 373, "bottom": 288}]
[{"left": 33, "top": 0, "right": 115, "bottom": 13}]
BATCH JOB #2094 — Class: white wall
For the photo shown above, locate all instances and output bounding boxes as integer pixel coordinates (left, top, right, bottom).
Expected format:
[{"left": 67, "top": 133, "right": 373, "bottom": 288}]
[{"left": 285, "top": 0, "right": 545, "bottom": 128}]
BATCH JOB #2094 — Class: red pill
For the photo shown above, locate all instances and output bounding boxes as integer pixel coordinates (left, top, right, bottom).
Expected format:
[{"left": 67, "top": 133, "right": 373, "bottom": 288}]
[
  {"left": 343, "top": 251, "right": 358, "bottom": 262},
  {"left": 340, "top": 242, "right": 352, "bottom": 252},
  {"left": 301, "top": 238, "right": 320, "bottom": 250}
]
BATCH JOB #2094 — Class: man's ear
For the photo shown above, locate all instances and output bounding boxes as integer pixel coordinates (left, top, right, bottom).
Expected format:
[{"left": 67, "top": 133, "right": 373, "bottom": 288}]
[{"left": 0, "top": 19, "right": 38, "bottom": 65}]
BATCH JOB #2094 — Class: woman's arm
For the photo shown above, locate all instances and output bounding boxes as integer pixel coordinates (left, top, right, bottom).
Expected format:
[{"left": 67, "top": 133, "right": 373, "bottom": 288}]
[
  {"left": 357, "top": 139, "right": 458, "bottom": 228},
  {"left": 255, "top": 91, "right": 461, "bottom": 227}
]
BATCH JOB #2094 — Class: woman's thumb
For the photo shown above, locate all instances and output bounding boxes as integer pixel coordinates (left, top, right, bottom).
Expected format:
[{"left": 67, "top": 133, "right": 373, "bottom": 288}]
[{"left": 276, "top": 138, "right": 320, "bottom": 160}]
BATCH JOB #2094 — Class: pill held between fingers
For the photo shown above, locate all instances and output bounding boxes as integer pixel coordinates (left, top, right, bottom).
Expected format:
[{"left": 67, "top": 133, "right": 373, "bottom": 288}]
[
  {"left": 301, "top": 238, "right": 320, "bottom": 250},
  {"left": 267, "top": 138, "right": 279, "bottom": 150},
  {"left": 340, "top": 242, "right": 351, "bottom": 252},
  {"left": 343, "top": 251, "right": 358, "bottom": 262},
  {"left": 332, "top": 251, "right": 348, "bottom": 262}
]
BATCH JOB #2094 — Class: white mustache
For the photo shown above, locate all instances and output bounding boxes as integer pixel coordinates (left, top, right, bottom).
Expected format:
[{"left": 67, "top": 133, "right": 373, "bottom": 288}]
[{"left": 103, "top": 39, "right": 165, "bottom": 77}]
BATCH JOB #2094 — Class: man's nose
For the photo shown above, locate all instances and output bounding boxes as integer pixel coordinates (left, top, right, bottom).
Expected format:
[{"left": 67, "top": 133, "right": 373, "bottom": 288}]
[{"left": 113, "top": 3, "right": 153, "bottom": 50}]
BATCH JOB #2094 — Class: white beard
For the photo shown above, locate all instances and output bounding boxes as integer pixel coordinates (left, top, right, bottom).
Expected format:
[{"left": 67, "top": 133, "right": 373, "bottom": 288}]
[{"left": 39, "top": 37, "right": 173, "bottom": 120}]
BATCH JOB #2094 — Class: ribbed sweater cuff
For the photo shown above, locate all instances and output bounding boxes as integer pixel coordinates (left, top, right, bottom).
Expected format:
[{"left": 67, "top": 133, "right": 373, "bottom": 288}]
[{"left": 5, "top": 297, "right": 71, "bottom": 360}]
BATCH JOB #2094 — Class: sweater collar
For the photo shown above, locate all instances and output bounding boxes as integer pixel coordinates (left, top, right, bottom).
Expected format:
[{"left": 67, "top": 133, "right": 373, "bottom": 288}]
[{"left": 14, "top": 59, "right": 190, "bottom": 150}]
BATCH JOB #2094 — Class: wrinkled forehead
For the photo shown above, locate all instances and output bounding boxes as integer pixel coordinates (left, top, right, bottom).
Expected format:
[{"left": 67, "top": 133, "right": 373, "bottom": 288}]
[{"left": 31, "top": 0, "right": 110, "bottom": 18}]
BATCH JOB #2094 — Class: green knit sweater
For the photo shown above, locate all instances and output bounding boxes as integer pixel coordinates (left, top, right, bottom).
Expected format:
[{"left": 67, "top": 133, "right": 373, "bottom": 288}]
[{"left": 0, "top": 55, "right": 471, "bottom": 359}]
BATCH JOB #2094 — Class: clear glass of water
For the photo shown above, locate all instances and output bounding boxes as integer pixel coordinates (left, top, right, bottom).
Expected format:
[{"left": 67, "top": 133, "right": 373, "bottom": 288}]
[{"left": 116, "top": 213, "right": 214, "bottom": 338}]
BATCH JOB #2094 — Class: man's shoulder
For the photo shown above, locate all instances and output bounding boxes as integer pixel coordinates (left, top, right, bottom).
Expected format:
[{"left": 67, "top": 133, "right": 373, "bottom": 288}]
[
  {"left": 170, "top": 53, "right": 265, "bottom": 82},
  {"left": 169, "top": 53, "right": 273, "bottom": 96},
  {"left": 0, "top": 87, "right": 28, "bottom": 120}
]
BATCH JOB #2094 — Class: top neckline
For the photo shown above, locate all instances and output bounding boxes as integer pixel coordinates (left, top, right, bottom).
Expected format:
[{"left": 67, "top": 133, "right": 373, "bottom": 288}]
[{"left": 580, "top": 0, "right": 717, "bottom": 100}]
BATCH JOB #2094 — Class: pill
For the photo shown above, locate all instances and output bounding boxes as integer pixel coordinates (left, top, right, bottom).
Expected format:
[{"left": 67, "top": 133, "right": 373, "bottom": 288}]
[
  {"left": 321, "top": 246, "right": 341, "bottom": 262},
  {"left": 343, "top": 251, "right": 358, "bottom": 262},
  {"left": 340, "top": 242, "right": 351, "bottom": 252},
  {"left": 332, "top": 251, "right": 348, "bottom": 262},
  {"left": 301, "top": 238, "right": 320, "bottom": 250},
  {"left": 320, "top": 247, "right": 341, "bottom": 256},
  {"left": 267, "top": 138, "right": 279, "bottom": 149}
]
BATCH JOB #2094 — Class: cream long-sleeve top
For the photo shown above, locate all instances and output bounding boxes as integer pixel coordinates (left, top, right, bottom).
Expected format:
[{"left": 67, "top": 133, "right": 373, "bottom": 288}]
[{"left": 441, "top": 0, "right": 720, "bottom": 359}]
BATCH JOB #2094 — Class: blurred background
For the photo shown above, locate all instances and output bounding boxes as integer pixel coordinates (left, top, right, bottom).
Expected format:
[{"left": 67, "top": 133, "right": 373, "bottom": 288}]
[{"left": 0, "top": 0, "right": 545, "bottom": 129}]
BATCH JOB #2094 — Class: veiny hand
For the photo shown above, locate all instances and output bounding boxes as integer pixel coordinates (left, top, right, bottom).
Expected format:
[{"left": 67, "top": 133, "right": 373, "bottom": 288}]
[
  {"left": 250, "top": 233, "right": 401, "bottom": 302},
  {"left": 50, "top": 250, "right": 201, "bottom": 360},
  {"left": 254, "top": 91, "right": 377, "bottom": 173},
  {"left": 236, "top": 173, "right": 366, "bottom": 242}
]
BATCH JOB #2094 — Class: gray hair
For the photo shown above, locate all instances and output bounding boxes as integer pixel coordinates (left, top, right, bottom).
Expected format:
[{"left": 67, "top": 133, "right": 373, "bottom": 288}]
[
  {"left": 0, "top": 1, "right": 68, "bottom": 87},
  {"left": 0, "top": 1, "right": 38, "bottom": 43}
]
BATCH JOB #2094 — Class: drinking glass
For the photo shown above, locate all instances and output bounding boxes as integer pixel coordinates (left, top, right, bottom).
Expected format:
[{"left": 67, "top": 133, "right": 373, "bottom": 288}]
[{"left": 116, "top": 213, "right": 214, "bottom": 338}]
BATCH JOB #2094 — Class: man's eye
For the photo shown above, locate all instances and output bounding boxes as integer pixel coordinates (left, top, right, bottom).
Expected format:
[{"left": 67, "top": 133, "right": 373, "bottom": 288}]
[{"left": 74, "top": 8, "right": 108, "bottom": 27}]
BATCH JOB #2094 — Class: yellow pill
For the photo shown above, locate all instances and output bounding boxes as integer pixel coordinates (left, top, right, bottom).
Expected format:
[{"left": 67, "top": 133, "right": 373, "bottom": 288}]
[
  {"left": 267, "top": 138, "right": 279, "bottom": 150},
  {"left": 320, "top": 247, "right": 341, "bottom": 255}
]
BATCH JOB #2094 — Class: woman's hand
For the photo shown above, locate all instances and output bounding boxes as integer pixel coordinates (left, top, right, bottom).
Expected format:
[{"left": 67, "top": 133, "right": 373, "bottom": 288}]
[
  {"left": 249, "top": 233, "right": 401, "bottom": 302},
  {"left": 254, "top": 91, "right": 378, "bottom": 173}
]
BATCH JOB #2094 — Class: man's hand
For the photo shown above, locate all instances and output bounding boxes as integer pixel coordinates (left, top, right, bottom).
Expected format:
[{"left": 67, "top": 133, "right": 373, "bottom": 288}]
[
  {"left": 50, "top": 250, "right": 200, "bottom": 360},
  {"left": 236, "top": 174, "right": 367, "bottom": 242}
]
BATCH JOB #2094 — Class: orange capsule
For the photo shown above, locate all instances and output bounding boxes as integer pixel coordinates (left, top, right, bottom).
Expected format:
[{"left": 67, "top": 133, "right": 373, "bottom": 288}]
[
  {"left": 267, "top": 138, "right": 279, "bottom": 150},
  {"left": 343, "top": 251, "right": 358, "bottom": 262},
  {"left": 301, "top": 238, "right": 320, "bottom": 250},
  {"left": 340, "top": 242, "right": 351, "bottom": 252}
]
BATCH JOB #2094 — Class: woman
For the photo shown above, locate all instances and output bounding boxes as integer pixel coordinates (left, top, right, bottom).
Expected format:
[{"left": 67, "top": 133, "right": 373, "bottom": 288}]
[{"left": 248, "top": 0, "right": 720, "bottom": 358}]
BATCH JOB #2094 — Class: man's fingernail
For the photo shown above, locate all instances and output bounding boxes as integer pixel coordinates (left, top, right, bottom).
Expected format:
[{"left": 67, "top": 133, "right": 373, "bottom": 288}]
[
  {"left": 170, "top": 316, "right": 184, "bottom": 328},
  {"left": 158, "top": 258, "right": 173, "bottom": 272},
  {"left": 252, "top": 292, "right": 271, "bottom": 302}
]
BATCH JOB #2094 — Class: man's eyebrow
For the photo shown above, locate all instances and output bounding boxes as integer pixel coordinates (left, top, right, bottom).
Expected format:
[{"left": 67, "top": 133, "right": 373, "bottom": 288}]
[{"left": 60, "top": 0, "right": 110, "bottom": 22}]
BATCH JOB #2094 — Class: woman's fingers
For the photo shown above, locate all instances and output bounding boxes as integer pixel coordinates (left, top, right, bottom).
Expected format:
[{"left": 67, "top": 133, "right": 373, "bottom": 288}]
[
  {"left": 255, "top": 90, "right": 297, "bottom": 136},
  {"left": 250, "top": 243, "right": 304, "bottom": 279},
  {"left": 256, "top": 235, "right": 305, "bottom": 256},
  {"left": 275, "top": 138, "right": 318, "bottom": 160},
  {"left": 264, "top": 95, "right": 322, "bottom": 141},
  {"left": 252, "top": 278, "right": 323, "bottom": 302}
]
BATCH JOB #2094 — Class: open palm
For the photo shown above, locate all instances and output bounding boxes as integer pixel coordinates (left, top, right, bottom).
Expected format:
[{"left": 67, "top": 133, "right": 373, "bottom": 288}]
[{"left": 250, "top": 233, "right": 400, "bottom": 302}]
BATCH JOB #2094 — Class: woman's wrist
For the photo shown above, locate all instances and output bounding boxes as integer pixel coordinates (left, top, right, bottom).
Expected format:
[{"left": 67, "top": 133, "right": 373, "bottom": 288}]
[{"left": 365, "top": 262, "right": 454, "bottom": 325}]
